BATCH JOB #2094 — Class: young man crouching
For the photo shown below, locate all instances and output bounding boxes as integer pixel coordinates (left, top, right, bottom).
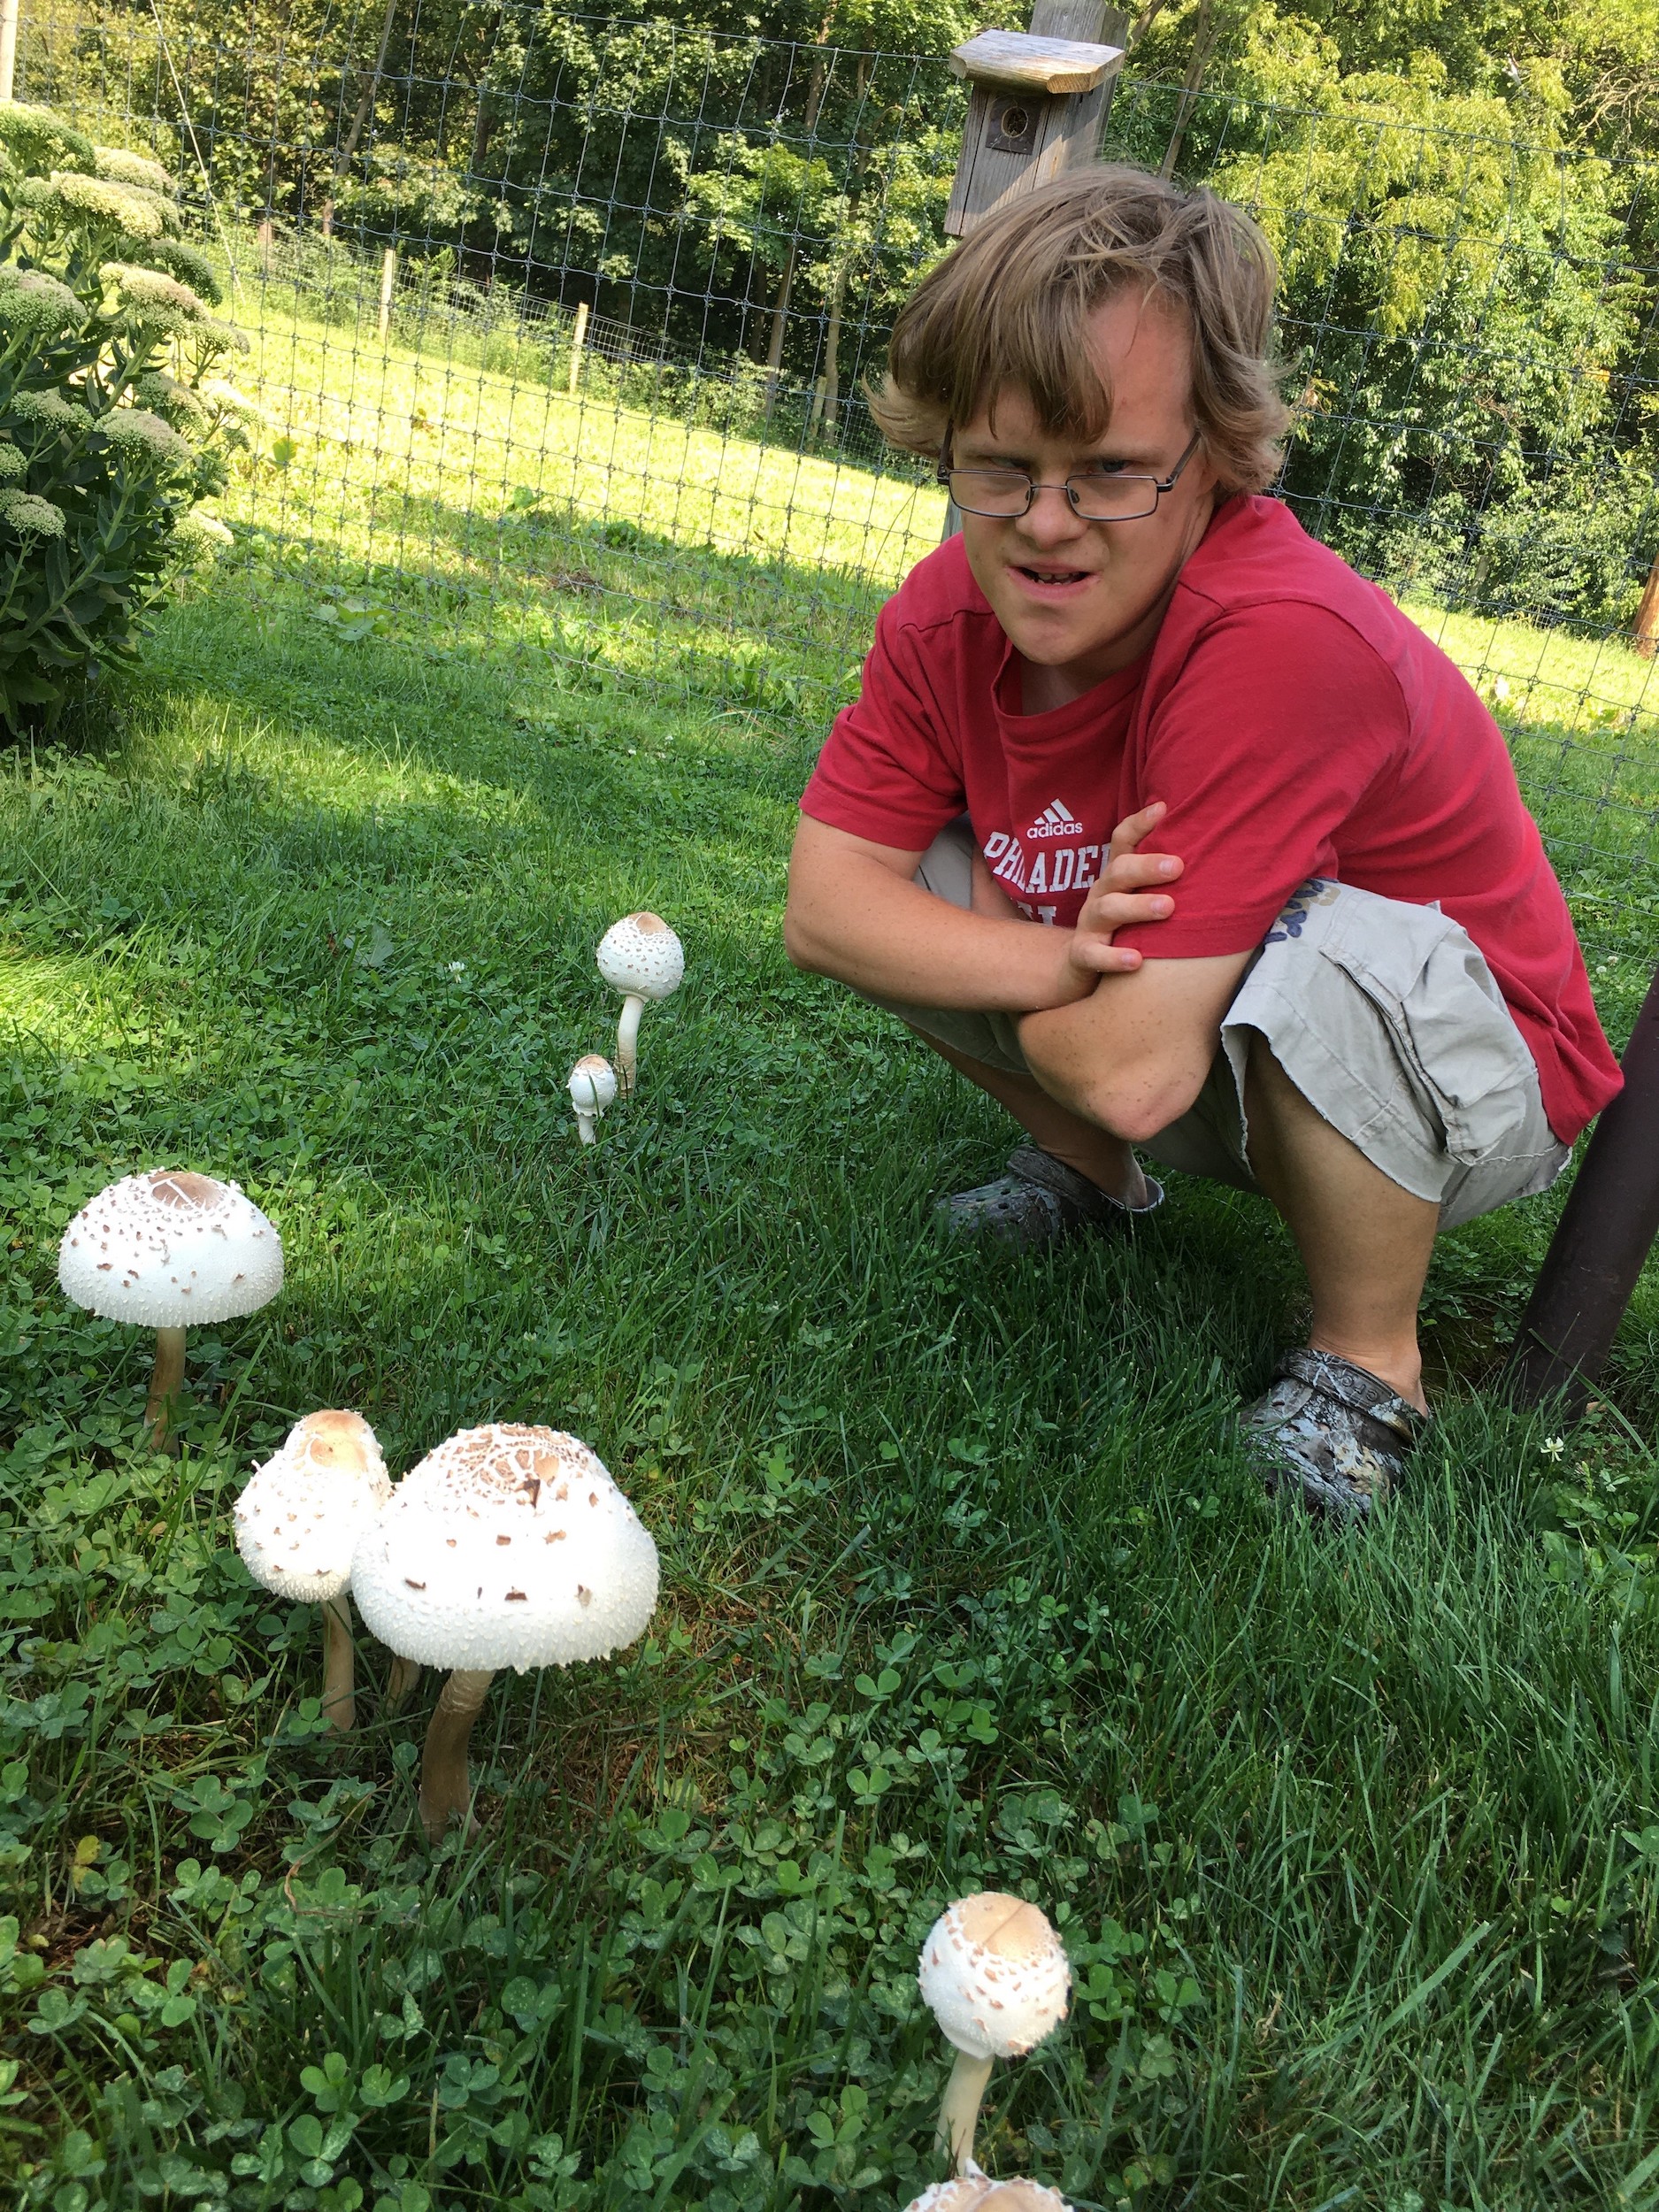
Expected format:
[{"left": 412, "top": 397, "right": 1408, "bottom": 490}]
[{"left": 783, "top": 165, "right": 1621, "bottom": 1518}]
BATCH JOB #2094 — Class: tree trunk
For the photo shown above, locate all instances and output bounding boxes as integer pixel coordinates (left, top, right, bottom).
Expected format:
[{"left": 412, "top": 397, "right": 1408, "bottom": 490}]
[
  {"left": 821, "top": 260, "right": 845, "bottom": 435},
  {"left": 762, "top": 241, "right": 797, "bottom": 421},
  {"left": 1636, "top": 543, "right": 1659, "bottom": 659},
  {"left": 320, "top": 0, "right": 400, "bottom": 236},
  {"left": 1159, "top": 0, "right": 1216, "bottom": 180}
]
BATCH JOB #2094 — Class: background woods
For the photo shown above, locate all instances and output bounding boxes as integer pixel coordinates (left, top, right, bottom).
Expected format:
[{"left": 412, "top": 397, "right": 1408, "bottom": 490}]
[{"left": 11, "top": 0, "right": 1659, "bottom": 641}]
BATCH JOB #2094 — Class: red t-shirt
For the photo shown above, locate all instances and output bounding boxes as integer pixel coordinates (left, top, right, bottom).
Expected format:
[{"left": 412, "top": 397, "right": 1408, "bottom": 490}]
[{"left": 801, "top": 494, "right": 1620, "bottom": 1143}]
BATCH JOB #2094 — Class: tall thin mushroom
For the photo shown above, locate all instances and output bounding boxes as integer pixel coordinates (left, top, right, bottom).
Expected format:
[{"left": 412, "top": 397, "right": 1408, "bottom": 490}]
[
  {"left": 58, "top": 1169, "right": 283, "bottom": 1448},
  {"left": 595, "top": 912, "right": 683, "bottom": 1096},
  {"left": 234, "top": 1409, "right": 390, "bottom": 1730},
  {"left": 350, "top": 1424, "right": 659, "bottom": 1841},
  {"left": 918, "top": 1893, "right": 1071, "bottom": 2174}
]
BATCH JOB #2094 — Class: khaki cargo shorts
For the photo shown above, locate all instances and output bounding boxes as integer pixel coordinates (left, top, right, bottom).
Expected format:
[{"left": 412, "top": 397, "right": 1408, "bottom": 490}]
[{"left": 872, "top": 818, "right": 1570, "bottom": 1232}]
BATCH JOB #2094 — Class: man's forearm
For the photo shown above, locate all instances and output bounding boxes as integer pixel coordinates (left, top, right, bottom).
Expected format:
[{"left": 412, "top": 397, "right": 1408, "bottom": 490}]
[{"left": 785, "top": 850, "right": 1088, "bottom": 1013}]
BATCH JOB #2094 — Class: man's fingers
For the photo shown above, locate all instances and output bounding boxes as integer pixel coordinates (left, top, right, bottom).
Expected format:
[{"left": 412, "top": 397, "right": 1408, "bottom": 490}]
[
  {"left": 1106, "top": 798, "right": 1168, "bottom": 861},
  {"left": 1071, "top": 938, "right": 1146, "bottom": 973},
  {"left": 1079, "top": 889, "right": 1175, "bottom": 932},
  {"left": 1092, "top": 849, "right": 1182, "bottom": 896}
]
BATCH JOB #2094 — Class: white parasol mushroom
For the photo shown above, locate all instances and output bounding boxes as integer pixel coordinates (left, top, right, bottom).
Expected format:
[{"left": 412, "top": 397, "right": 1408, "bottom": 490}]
[
  {"left": 567, "top": 1053, "right": 618, "bottom": 1146},
  {"left": 58, "top": 1169, "right": 284, "bottom": 1448},
  {"left": 350, "top": 1423, "right": 659, "bottom": 1842},
  {"left": 233, "top": 1409, "right": 390, "bottom": 1731},
  {"left": 903, "top": 2166, "right": 1071, "bottom": 2212},
  {"left": 918, "top": 1893, "right": 1072, "bottom": 2173},
  {"left": 595, "top": 912, "right": 683, "bottom": 1095}
]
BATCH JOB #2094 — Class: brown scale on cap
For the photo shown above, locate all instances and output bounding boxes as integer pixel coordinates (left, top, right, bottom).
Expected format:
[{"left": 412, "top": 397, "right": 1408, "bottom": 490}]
[
  {"left": 953, "top": 1893, "right": 1056, "bottom": 1965},
  {"left": 146, "top": 1170, "right": 222, "bottom": 1210}
]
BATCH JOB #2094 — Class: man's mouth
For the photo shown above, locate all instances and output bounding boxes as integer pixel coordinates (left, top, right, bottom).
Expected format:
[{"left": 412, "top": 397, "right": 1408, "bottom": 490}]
[{"left": 1013, "top": 564, "right": 1094, "bottom": 588}]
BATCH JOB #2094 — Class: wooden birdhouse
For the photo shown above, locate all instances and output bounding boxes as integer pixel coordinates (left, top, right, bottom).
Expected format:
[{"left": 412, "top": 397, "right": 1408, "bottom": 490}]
[{"left": 945, "top": 23, "right": 1125, "bottom": 238}]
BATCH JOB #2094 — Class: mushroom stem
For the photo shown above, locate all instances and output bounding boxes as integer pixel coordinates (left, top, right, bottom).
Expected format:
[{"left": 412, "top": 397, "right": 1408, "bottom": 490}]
[
  {"left": 385, "top": 1653, "right": 422, "bottom": 1711},
  {"left": 320, "top": 1595, "right": 357, "bottom": 1732},
  {"left": 145, "top": 1325, "right": 188, "bottom": 1450},
  {"left": 615, "top": 994, "right": 646, "bottom": 1095},
  {"left": 935, "top": 2048, "right": 995, "bottom": 2175},
  {"left": 573, "top": 1104, "right": 598, "bottom": 1146},
  {"left": 419, "top": 1667, "right": 495, "bottom": 1841}
]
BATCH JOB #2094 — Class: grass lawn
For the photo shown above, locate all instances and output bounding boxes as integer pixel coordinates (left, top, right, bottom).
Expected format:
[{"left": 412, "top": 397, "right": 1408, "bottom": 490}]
[
  {"left": 4, "top": 296, "right": 1659, "bottom": 2209},
  {"left": 3, "top": 556, "right": 1658, "bottom": 2210}
]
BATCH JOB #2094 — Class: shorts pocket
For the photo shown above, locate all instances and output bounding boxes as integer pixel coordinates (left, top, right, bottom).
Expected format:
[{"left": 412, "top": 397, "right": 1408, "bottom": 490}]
[{"left": 1317, "top": 895, "right": 1539, "bottom": 1167}]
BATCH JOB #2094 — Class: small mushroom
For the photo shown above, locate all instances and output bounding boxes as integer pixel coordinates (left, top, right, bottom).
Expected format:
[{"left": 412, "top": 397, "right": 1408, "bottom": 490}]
[
  {"left": 58, "top": 1169, "right": 284, "bottom": 1449},
  {"left": 595, "top": 912, "right": 683, "bottom": 1095},
  {"left": 904, "top": 2166, "right": 1071, "bottom": 2212},
  {"left": 918, "top": 1893, "right": 1071, "bottom": 2174},
  {"left": 567, "top": 1053, "right": 618, "bottom": 1146},
  {"left": 234, "top": 1409, "right": 391, "bottom": 1731},
  {"left": 350, "top": 1423, "right": 659, "bottom": 1842}
]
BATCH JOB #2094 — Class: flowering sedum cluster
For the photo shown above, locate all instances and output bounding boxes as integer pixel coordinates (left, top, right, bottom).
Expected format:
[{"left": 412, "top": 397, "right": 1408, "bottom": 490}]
[{"left": 0, "top": 100, "right": 250, "bottom": 731}]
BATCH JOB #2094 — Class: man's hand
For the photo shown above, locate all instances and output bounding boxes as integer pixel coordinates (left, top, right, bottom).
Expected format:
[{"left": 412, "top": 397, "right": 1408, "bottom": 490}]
[{"left": 1065, "top": 799, "right": 1184, "bottom": 980}]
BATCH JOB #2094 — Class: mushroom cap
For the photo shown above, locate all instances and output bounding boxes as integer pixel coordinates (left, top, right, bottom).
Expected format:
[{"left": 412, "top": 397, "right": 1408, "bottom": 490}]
[
  {"left": 234, "top": 1409, "right": 391, "bottom": 1602},
  {"left": 904, "top": 2170, "right": 1071, "bottom": 2212},
  {"left": 917, "top": 1892, "right": 1071, "bottom": 2060},
  {"left": 568, "top": 1054, "right": 618, "bottom": 1111},
  {"left": 58, "top": 1169, "right": 283, "bottom": 1329},
  {"left": 595, "top": 912, "right": 684, "bottom": 1001},
  {"left": 349, "top": 1424, "right": 659, "bottom": 1672}
]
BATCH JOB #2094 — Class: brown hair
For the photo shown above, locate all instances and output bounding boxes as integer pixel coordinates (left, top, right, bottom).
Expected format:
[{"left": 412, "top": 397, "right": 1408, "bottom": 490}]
[{"left": 872, "top": 164, "right": 1289, "bottom": 495}]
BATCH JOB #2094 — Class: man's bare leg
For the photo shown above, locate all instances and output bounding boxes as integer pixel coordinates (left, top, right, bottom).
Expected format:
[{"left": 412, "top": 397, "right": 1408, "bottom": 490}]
[
  {"left": 1241, "top": 1031, "right": 1435, "bottom": 1412},
  {"left": 910, "top": 1028, "right": 1151, "bottom": 1209}
]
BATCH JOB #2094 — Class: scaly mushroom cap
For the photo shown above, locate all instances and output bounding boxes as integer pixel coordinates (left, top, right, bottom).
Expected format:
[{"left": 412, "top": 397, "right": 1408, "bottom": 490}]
[
  {"left": 918, "top": 1893, "right": 1071, "bottom": 2060},
  {"left": 904, "top": 2170, "right": 1071, "bottom": 2212},
  {"left": 58, "top": 1169, "right": 283, "bottom": 1328},
  {"left": 349, "top": 1424, "right": 659, "bottom": 1672},
  {"left": 595, "top": 912, "right": 684, "bottom": 1001},
  {"left": 568, "top": 1054, "right": 618, "bottom": 1111},
  {"left": 234, "top": 1409, "right": 391, "bottom": 1601}
]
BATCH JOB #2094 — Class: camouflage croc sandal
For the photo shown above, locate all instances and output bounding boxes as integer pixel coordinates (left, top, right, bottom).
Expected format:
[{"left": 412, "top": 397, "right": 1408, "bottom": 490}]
[
  {"left": 937, "top": 1145, "right": 1163, "bottom": 1252},
  {"left": 1243, "top": 1348, "right": 1431, "bottom": 1520}
]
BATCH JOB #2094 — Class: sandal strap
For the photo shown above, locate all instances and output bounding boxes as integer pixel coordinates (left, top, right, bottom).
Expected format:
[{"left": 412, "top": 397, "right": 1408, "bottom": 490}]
[
  {"left": 1007, "top": 1146, "right": 1164, "bottom": 1222},
  {"left": 1271, "top": 1348, "right": 1428, "bottom": 1449}
]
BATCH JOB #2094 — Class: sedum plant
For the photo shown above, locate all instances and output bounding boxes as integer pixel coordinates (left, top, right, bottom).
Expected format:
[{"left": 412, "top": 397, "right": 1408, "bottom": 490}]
[{"left": 0, "top": 101, "right": 253, "bottom": 730}]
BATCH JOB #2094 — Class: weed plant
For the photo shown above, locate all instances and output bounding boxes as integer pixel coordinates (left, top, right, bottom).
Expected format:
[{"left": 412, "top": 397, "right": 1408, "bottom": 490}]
[{"left": 1, "top": 547, "right": 1657, "bottom": 2208}]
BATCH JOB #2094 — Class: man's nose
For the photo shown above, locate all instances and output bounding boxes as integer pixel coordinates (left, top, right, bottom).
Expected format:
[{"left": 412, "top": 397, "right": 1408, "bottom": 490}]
[{"left": 1017, "top": 481, "right": 1087, "bottom": 541}]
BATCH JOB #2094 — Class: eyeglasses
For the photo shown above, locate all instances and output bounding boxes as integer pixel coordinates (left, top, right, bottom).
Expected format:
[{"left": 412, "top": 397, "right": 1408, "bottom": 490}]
[{"left": 937, "top": 430, "right": 1202, "bottom": 521}]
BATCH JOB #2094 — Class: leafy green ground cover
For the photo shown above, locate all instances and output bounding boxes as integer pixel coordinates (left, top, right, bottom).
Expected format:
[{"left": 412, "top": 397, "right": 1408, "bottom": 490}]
[{"left": 4, "top": 314, "right": 1659, "bottom": 2208}]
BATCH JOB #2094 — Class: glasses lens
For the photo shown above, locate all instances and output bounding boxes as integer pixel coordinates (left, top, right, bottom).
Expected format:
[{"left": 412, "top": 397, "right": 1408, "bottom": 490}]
[
  {"left": 1069, "top": 475, "right": 1157, "bottom": 520},
  {"left": 948, "top": 469, "right": 1032, "bottom": 517}
]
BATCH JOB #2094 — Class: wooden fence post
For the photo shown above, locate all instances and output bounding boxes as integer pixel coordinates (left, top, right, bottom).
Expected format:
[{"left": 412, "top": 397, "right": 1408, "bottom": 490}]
[
  {"left": 940, "top": 0, "right": 1125, "bottom": 535},
  {"left": 567, "top": 299, "right": 589, "bottom": 396},
  {"left": 378, "top": 246, "right": 396, "bottom": 341}
]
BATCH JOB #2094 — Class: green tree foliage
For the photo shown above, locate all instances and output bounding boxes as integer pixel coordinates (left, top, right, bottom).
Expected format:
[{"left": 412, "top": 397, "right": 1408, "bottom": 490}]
[
  {"left": 0, "top": 101, "right": 250, "bottom": 730},
  {"left": 29, "top": 0, "right": 1659, "bottom": 626}
]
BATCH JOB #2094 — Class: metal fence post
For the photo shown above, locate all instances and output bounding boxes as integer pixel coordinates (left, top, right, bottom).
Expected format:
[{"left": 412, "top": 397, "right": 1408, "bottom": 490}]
[
  {"left": 0, "top": 0, "right": 19, "bottom": 103},
  {"left": 1505, "top": 961, "right": 1659, "bottom": 1416}
]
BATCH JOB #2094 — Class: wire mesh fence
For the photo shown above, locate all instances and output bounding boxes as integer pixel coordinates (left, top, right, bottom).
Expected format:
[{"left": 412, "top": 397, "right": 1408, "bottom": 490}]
[{"left": 12, "top": 0, "right": 1659, "bottom": 1008}]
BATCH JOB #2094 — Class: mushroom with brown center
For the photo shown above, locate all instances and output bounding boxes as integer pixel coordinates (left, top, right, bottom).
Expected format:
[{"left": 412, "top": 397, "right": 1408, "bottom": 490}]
[
  {"left": 917, "top": 1893, "right": 1072, "bottom": 2173},
  {"left": 595, "top": 912, "right": 683, "bottom": 1095},
  {"left": 567, "top": 1053, "right": 618, "bottom": 1145},
  {"left": 349, "top": 1423, "right": 659, "bottom": 1842},
  {"left": 233, "top": 1409, "right": 391, "bottom": 1730},
  {"left": 58, "top": 1169, "right": 284, "bottom": 1448},
  {"left": 903, "top": 2168, "right": 1071, "bottom": 2212}
]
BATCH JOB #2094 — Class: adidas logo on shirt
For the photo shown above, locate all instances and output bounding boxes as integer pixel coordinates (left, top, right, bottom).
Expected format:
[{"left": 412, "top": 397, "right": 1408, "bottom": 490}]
[{"left": 1025, "top": 798, "right": 1085, "bottom": 839}]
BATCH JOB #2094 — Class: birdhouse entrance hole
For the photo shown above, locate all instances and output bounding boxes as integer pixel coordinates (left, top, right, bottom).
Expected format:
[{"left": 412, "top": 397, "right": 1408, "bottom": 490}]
[{"left": 987, "top": 103, "right": 1037, "bottom": 153}]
